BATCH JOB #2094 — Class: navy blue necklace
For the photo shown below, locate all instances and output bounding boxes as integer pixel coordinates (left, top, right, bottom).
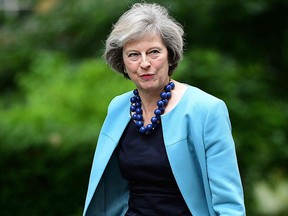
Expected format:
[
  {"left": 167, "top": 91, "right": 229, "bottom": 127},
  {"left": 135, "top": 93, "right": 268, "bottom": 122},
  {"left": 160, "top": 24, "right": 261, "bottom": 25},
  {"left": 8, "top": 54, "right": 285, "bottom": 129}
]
[{"left": 130, "top": 81, "right": 175, "bottom": 134}]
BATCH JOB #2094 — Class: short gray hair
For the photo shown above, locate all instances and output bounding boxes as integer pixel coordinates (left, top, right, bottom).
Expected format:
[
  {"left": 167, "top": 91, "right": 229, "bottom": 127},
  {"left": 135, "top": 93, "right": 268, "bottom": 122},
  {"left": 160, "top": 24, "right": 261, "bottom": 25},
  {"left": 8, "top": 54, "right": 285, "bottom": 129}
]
[{"left": 104, "top": 3, "right": 184, "bottom": 78}]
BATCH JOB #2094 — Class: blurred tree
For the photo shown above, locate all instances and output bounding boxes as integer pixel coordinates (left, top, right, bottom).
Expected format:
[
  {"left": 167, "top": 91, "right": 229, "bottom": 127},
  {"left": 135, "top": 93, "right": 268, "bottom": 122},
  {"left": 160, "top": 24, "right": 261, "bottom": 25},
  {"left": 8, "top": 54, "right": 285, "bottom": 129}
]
[
  {"left": 0, "top": 0, "right": 128, "bottom": 94},
  {"left": 0, "top": 0, "right": 287, "bottom": 215},
  {"left": 0, "top": 51, "right": 133, "bottom": 149},
  {"left": 168, "top": 0, "right": 288, "bottom": 99},
  {"left": 1, "top": 0, "right": 287, "bottom": 97}
]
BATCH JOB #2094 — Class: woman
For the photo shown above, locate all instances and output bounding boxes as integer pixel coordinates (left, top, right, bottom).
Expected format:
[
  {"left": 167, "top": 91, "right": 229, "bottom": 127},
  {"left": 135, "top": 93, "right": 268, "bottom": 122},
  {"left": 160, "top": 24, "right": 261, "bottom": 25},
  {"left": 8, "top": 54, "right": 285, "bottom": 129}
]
[{"left": 83, "top": 3, "right": 245, "bottom": 216}]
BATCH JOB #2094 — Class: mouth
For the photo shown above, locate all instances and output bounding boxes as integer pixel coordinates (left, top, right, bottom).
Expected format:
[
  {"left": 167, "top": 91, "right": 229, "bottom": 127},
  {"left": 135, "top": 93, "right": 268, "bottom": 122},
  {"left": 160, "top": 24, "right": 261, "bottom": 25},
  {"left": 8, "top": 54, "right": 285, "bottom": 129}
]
[{"left": 140, "top": 74, "right": 154, "bottom": 80}]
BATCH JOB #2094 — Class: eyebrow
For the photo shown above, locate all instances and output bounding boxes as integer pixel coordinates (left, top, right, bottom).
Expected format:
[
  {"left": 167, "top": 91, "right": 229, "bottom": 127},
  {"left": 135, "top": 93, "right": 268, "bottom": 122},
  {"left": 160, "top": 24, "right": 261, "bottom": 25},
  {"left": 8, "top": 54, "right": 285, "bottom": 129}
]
[{"left": 124, "top": 46, "right": 163, "bottom": 55}]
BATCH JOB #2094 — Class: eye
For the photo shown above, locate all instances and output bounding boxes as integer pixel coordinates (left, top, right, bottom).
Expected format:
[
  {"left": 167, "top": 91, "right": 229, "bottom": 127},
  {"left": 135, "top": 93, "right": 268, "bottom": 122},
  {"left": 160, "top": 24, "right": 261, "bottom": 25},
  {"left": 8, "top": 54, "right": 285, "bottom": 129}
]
[
  {"left": 148, "top": 49, "right": 160, "bottom": 58},
  {"left": 128, "top": 52, "right": 138, "bottom": 57},
  {"left": 149, "top": 49, "right": 160, "bottom": 54},
  {"left": 127, "top": 52, "right": 140, "bottom": 61}
]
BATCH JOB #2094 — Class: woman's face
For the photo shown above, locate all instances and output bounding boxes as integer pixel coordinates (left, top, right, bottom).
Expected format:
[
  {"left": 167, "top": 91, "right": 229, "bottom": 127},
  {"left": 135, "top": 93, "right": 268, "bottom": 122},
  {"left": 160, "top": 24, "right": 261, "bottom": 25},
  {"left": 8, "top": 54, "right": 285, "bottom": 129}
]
[{"left": 123, "top": 34, "right": 170, "bottom": 93}]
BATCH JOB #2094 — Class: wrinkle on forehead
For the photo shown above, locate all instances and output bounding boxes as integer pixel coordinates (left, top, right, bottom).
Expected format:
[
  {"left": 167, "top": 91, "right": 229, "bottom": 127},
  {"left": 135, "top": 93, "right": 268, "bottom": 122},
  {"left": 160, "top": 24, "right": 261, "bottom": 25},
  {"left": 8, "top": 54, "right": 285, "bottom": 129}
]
[
  {"left": 123, "top": 34, "right": 165, "bottom": 50},
  {"left": 124, "top": 32, "right": 163, "bottom": 46}
]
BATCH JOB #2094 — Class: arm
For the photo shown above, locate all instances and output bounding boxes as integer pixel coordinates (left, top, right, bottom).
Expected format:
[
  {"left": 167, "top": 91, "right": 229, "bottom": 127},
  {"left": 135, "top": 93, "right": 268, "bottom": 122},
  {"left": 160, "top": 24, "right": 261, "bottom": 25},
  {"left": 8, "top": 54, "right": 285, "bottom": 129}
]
[{"left": 204, "top": 100, "right": 246, "bottom": 215}]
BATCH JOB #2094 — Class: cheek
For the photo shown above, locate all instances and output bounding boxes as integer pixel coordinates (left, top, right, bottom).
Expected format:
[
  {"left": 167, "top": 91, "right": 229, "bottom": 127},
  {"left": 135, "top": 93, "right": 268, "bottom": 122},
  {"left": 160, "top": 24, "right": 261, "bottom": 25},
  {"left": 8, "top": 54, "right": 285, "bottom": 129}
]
[
  {"left": 124, "top": 62, "right": 139, "bottom": 74},
  {"left": 152, "top": 58, "right": 169, "bottom": 70},
  {"left": 123, "top": 59, "right": 132, "bottom": 69}
]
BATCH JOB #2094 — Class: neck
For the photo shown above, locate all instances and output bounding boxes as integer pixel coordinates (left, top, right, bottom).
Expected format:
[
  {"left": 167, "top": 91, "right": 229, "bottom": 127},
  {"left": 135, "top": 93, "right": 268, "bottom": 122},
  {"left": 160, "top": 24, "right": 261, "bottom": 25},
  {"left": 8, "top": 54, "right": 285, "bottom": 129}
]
[
  {"left": 138, "top": 79, "right": 172, "bottom": 113},
  {"left": 130, "top": 81, "right": 175, "bottom": 134},
  {"left": 139, "top": 93, "right": 159, "bottom": 115}
]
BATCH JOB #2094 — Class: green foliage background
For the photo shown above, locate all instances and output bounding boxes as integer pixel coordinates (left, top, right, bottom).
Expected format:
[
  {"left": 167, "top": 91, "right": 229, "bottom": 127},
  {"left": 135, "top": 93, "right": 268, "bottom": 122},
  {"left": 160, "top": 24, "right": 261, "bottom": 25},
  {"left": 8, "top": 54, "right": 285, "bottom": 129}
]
[{"left": 0, "top": 0, "right": 287, "bottom": 215}]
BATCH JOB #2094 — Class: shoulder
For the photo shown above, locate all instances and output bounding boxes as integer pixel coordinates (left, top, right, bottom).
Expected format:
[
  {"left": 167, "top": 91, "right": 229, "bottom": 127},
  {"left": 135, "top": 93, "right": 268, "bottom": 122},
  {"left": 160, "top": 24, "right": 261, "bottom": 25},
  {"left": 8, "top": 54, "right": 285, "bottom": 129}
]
[
  {"left": 107, "top": 91, "right": 133, "bottom": 112},
  {"left": 186, "top": 85, "right": 221, "bottom": 102},
  {"left": 183, "top": 85, "right": 227, "bottom": 111},
  {"left": 176, "top": 84, "right": 230, "bottom": 127}
]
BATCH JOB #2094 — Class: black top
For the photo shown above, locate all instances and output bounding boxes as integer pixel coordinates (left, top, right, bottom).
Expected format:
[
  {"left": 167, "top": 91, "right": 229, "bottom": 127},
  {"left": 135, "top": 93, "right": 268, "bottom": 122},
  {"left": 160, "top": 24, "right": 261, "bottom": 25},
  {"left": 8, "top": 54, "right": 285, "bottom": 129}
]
[{"left": 117, "top": 120, "right": 192, "bottom": 216}]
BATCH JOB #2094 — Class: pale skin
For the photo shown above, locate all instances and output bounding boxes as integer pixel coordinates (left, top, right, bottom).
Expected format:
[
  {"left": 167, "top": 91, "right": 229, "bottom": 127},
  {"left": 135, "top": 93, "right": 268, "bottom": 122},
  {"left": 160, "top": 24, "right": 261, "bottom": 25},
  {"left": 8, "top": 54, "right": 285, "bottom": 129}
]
[{"left": 123, "top": 34, "right": 187, "bottom": 126}]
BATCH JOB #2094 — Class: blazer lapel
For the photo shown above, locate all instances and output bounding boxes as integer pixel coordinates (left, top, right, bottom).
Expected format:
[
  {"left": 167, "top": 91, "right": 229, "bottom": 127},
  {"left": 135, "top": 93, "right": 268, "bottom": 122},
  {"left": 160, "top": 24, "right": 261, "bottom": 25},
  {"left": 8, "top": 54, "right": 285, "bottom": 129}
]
[{"left": 84, "top": 99, "right": 131, "bottom": 213}]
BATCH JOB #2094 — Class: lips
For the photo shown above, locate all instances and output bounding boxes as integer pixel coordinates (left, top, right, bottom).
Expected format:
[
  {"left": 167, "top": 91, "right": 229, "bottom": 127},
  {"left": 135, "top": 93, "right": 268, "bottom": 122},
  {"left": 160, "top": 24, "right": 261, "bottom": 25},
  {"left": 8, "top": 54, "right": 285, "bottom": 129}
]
[{"left": 140, "top": 74, "right": 154, "bottom": 80}]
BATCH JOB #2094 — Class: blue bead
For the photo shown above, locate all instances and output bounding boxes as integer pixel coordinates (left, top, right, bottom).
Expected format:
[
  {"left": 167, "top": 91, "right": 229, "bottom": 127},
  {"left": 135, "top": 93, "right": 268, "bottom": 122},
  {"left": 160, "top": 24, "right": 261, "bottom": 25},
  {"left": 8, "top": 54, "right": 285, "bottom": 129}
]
[
  {"left": 139, "top": 126, "right": 146, "bottom": 134},
  {"left": 136, "top": 96, "right": 141, "bottom": 102},
  {"left": 164, "top": 84, "right": 172, "bottom": 92},
  {"left": 163, "top": 99, "right": 168, "bottom": 105},
  {"left": 151, "top": 116, "right": 158, "bottom": 123},
  {"left": 132, "top": 114, "right": 138, "bottom": 120},
  {"left": 135, "top": 102, "right": 141, "bottom": 108},
  {"left": 130, "top": 97, "right": 136, "bottom": 103},
  {"left": 159, "top": 107, "right": 165, "bottom": 113},
  {"left": 146, "top": 124, "right": 153, "bottom": 131},
  {"left": 135, "top": 121, "right": 143, "bottom": 128},
  {"left": 136, "top": 114, "right": 143, "bottom": 121},
  {"left": 130, "top": 105, "right": 136, "bottom": 112},
  {"left": 133, "top": 89, "right": 139, "bottom": 95},
  {"left": 160, "top": 92, "right": 167, "bottom": 99},
  {"left": 169, "top": 82, "right": 175, "bottom": 89},
  {"left": 135, "top": 108, "right": 142, "bottom": 114},
  {"left": 154, "top": 109, "right": 162, "bottom": 116},
  {"left": 157, "top": 100, "right": 164, "bottom": 107},
  {"left": 166, "top": 92, "right": 172, "bottom": 99}
]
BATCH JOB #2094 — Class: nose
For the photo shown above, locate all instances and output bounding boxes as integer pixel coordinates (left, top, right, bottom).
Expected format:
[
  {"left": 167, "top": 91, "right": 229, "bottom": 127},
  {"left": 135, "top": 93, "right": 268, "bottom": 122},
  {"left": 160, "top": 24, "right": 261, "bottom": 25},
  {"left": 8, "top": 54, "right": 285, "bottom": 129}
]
[{"left": 140, "top": 55, "right": 151, "bottom": 69}]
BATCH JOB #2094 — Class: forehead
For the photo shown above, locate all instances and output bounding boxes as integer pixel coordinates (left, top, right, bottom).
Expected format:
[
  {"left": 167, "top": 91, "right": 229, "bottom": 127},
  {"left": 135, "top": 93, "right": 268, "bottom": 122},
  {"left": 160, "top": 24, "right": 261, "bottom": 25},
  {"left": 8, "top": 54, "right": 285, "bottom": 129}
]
[{"left": 123, "top": 34, "right": 165, "bottom": 50}]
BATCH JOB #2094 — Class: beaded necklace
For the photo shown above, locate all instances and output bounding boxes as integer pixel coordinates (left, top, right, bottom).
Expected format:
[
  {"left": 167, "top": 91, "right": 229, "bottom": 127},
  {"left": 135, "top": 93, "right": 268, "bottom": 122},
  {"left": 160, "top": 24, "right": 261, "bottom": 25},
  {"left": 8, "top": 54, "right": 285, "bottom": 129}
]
[{"left": 130, "top": 81, "right": 175, "bottom": 134}]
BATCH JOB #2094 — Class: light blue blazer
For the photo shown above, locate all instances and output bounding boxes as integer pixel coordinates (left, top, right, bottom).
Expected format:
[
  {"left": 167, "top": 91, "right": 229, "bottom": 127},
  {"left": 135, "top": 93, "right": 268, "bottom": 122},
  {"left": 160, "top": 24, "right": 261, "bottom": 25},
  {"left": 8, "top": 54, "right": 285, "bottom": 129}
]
[{"left": 83, "top": 86, "right": 246, "bottom": 216}]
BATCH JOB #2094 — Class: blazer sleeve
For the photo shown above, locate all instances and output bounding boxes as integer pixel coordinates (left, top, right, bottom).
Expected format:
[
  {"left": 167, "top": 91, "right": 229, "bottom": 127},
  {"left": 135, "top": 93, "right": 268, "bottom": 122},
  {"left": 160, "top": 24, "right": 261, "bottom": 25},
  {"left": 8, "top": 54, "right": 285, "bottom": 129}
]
[{"left": 203, "top": 100, "right": 246, "bottom": 216}]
